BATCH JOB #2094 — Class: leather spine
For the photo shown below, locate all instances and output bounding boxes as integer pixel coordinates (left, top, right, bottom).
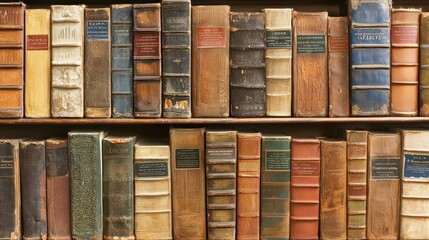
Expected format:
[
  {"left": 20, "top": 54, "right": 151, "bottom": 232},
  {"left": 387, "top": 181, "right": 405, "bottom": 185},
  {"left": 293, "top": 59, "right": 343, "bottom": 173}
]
[{"left": 419, "top": 13, "right": 429, "bottom": 116}]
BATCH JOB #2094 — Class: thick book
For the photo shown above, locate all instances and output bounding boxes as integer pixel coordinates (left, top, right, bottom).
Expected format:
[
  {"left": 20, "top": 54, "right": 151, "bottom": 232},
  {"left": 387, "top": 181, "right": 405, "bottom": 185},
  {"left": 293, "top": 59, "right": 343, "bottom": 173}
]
[
  {"left": 170, "top": 128, "right": 206, "bottom": 239},
  {"left": 350, "top": 0, "right": 391, "bottom": 116},
  {"left": 69, "top": 131, "right": 106, "bottom": 239},
  {"left": 191, "top": 6, "right": 230, "bottom": 117},
  {"left": 25, "top": 9, "right": 51, "bottom": 118},
  {"left": 85, "top": 8, "right": 111, "bottom": 118},
  {"left": 205, "top": 130, "right": 237, "bottom": 239},
  {"left": 133, "top": 3, "right": 162, "bottom": 118},
  {"left": 51, "top": 5, "right": 84, "bottom": 118},
  {"left": 230, "top": 12, "right": 266, "bottom": 117},
  {"left": 162, "top": 0, "right": 192, "bottom": 118},
  {"left": 367, "top": 132, "right": 400, "bottom": 239},
  {"left": 102, "top": 136, "right": 135, "bottom": 239},
  {"left": 420, "top": 13, "right": 429, "bottom": 116},
  {"left": 0, "top": 2, "right": 24, "bottom": 118},
  {"left": 0, "top": 139, "right": 20, "bottom": 240},
  {"left": 292, "top": 11, "right": 328, "bottom": 117},
  {"left": 261, "top": 134, "right": 291, "bottom": 240},
  {"left": 20, "top": 140, "right": 47, "bottom": 240},
  {"left": 134, "top": 139, "right": 172, "bottom": 239},
  {"left": 290, "top": 138, "right": 320, "bottom": 240}
]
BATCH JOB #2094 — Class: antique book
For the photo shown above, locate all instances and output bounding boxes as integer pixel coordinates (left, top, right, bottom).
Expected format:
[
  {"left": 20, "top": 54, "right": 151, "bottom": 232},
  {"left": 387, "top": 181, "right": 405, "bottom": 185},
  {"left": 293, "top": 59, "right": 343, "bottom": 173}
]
[
  {"left": 46, "top": 138, "right": 71, "bottom": 240},
  {"left": 133, "top": 4, "right": 162, "bottom": 118},
  {"left": 103, "top": 136, "right": 135, "bottom": 239},
  {"left": 367, "top": 132, "right": 400, "bottom": 239},
  {"left": 328, "top": 17, "right": 349, "bottom": 117},
  {"left": 292, "top": 11, "right": 328, "bottom": 117},
  {"left": 162, "top": 0, "right": 192, "bottom": 118},
  {"left": 230, "top": 12, "right": 266, "bottom": 117},
  {"left": 111, "top": 4, "right": 133, "bottom": 118},
  {"left": 260, "top": 134, "right": 291, "bottom": 240},
  {"left": 191, "top": 6, "right": 230, "bottom": 117},
  {"left": 170, "top": 128, "right": 206, "bottom": 239},
  {"left": 69, "top": 131, "right": 106, "bottom": 239},
  {"left": 84, "top": 8, "right": 111, "bottom": 118},
  {"left": 51, "top": 5, "right": 84, "bottom": 118},
  {"left": 290, "top": 138, "right": 320, "bottom": 239},
  {"left": 20, "top": 140, "right": 47, "bottom": 240},
  {"left": 0, "top": 2, "right": 24, "bottom": 118},
  {"left": 420, "top": 13, "right": 429, "bottom": 116},
  {"left": 205, "top": 130, "right": 237, "bottom": 239},
  {"left": 134, "top": 139, "right": 172, "bottom": 239},
  {"left": 0, "top": 139, "right": 20, "bottom": 240},
  {"left": 320, "top": 139, "right": 347, "bottom": 240},
  {"left": 25, "top": 9, "right": 51, "bottom": 118},
  {"left": 350, "top": 0, "right": 391, "bottom": 116},
  {"left": 237, "top": 131, "right": 261, "bottom": 239}
]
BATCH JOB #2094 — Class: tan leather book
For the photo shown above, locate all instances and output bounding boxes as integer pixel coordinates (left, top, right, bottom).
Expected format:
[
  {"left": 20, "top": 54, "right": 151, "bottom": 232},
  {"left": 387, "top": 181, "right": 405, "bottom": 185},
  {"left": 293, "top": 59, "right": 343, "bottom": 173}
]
[
  {"left": 191, "top": 6, "right": 230, "bottom": 117},
  {"left": 391, "top": 8, "right": 421, "bottom": 116},
  {"left": 170, "top": 128, "right": 206, "bottom": 239},
  {"left": 367, "top": 132, "right": 401, "bottom": 240},
  {"left": 292, "top": 11, "right": 328, "bottom": 117},
  {"left": 25, "top": 9, "right": 51, "bottom": 118}
]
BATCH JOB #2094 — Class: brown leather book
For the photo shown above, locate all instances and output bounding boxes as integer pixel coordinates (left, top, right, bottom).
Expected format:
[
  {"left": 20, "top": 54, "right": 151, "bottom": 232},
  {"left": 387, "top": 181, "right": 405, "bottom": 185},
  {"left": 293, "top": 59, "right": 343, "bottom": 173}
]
[
  {"left": 367, "top": 132, "right": 401, "bottom": 240},
  {"left": 391, "top": 8, "right": 421, "bottom": 116},
  {"left": 420, "top": 13, "right": 429, "bottom": 116},
  {"left": 237, "top": 131, "right": 261, "bottom": 239},
  {"left": 293, "top": 11, "right": 328, "bottom": 117},
  {"left": 290, "top": 138, "right": 320, "bottom": 240},
  {"left": 191, "top": 6, "right": 230, "bottom": 117}
]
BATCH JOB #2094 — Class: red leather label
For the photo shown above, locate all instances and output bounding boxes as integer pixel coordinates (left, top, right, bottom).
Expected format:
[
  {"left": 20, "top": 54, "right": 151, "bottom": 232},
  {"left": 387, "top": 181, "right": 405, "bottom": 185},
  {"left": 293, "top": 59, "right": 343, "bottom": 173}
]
[
  {"left": 329, "top": 35, "right": 348, "bottom": 52},
  {"left": 392, "top": 26, "right": 418, "bottom": 44},
  {"left": 197, "top": 27, "right": 226, "bottom": 48},
  {"left": 27, "top": 34, "right": 48, "bottom": 50},
  {"left": 292, "top": 161, "right": 320, "bottom": 176},
  {"left": 133, "top": 31, "right": 160, "bottom": 57},
  {"left": 348, "top": 185, "right": 366, "bottom": 196}
]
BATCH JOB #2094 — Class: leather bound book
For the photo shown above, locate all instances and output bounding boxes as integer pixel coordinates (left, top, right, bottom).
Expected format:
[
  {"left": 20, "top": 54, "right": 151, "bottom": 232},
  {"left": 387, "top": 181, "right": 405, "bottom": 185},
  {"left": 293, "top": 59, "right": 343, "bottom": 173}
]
[
  {"left": 230, "top": 12, "right": 266, "bottom": 117},
  {"left": 292, "top": 11, "right": 328, "bottom": 117},
  {"left": 350, "top": 0, "right": 391, "bottom": 116},
  {"left": 170, "top": 128, "right": 206, "bottom": 239},
  {"left": 320, "top": 139, "right": 347, "bottom": 240},
  {"left": 328, "top": 17, "right": 349, "bottom": 117},
  {"left": 133, "top": 4, "right": 161, "bottom": 118},
  {"left": 290, "top": 138, "right": 320, "bottom": 240},
  {"left": 263, "top": 8, "right": 292, "bottom": 117},
  {"left": 192, "top": 6, "right": 230, "bottom": 117},
  {"left": 420, "top": 13, "right": 429, "bottom": 116},
  {"left": 103, "top": 136, "right": 135, "bottom": 239},
  {"left": 205, "top": 130, "right": 237, "bottom": 239},
  {"left": 20, "top": 140, "right": 47, "bottom": 240},
  {"left": 0, "top": 139, "right": 20, "bottom": 240},
  {"left": 367, "top": 132, "right": 400, "bottom": 239},
  {"left": 261, "top": 134, "right": 291, "bottom": 240},
  {"left": 0, "top": 2, "right": 24, "bottom": 118},
  {"left": 237, "top": 131, "right": 261, "bottom": 239},
  {"left": 162, "top": 0, "right": 192, "bottom": 118},
  {"left": 51, "top": 5, "right": 85, "bottom": 118},
  {"left": 25, "top": 9, "right": 51, "bottom": 118},
  {"left": 85, "top": 8, "right": 111, "bottom": 118}
]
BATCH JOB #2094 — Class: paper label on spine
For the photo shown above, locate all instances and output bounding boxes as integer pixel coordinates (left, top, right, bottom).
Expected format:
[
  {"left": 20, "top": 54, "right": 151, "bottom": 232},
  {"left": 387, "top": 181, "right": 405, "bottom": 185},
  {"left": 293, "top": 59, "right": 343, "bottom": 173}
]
[
  {"left": 404, "top": 154, "right": 429, "bottom": 178},
  {"left": 27, "top": 35, "right": 49, "bottom": 50},
  {"left": 266, "top": 30, "right": 291, "bottom": 49},
  {"left": 86, "top": 21, "right": 109, "bottom": 40},
  {"left": 176, "top": 148, "right": 200, "bottom": 169},
  {"left": 197, "top": 27, "right": 226, "bottom": 48},
  {"left": 266, "top": 150, "right": 290, "bottom": 170},
  {"left": 297, "top": 35, "right": 326, "bottom": 54},
  {"left": 135, "top": 162, "right": 168, "bottom": 178},
  {"left": 371, "top": 158, "right": 400, "bottom": 179}
]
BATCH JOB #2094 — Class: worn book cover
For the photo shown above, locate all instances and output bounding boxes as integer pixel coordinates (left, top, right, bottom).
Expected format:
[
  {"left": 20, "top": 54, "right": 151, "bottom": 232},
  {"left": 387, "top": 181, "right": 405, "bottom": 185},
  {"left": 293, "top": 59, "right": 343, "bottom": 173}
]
[{"left": 420, "top": 13, "right": 429, "bottom": 116}]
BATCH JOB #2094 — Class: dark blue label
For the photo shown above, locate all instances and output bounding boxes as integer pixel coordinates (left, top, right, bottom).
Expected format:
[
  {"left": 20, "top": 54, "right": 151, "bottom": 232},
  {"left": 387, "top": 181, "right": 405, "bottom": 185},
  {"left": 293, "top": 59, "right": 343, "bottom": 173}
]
[
  {"left": 87, "top": 21, "right": 109, "bottom": 40},
  {"left": 404, "top": 154, "right": 429, "bottom": 178},
  {"left": 351, "top": 28, "right": 390, "bottom": 46}
]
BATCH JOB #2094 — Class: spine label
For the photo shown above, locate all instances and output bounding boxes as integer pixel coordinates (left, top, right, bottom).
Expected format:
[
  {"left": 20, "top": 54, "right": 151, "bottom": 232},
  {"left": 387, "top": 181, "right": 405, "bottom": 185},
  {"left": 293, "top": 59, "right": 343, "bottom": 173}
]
[
  {"left": 207, "top": 148, "right": 235, "bottom": 160},
  {"left": 329, "top": 35, "right": 348, "bottom": 51},
  {"left": 391, "top": 26, "right": 418, "bottom": 44},
  {"left": 266, "top": 30, "right": 291, "bottom": 49},
  {"left": 133, "top": 31, "right": 160, "bottom": 57},
  {"left": 371, "top": 158, "right": 400, "bottom": 179},
  {"left": 404, "top": 154, "right": 429, "bottom": 178},
  {"left": 0, "top": 155, "right": 13, "bottom": 176},
  {"left": 197, "top": 27, "right": 226, "bottom": 48},
  {"left": 348, "top": 185, "right": 366, "bottom": 196},
  {"left": 135, "top": 162, "right": 168, "bottom": 177},
  {"left": 27, "top": 34, "right": 49, "bottom": 50},
  {"left": 291, "top": 161, "right": 320, "bottom": 176},
  {"left": 266, "top": 150, "right": 290, "bottom": 170},
  {"left": 87, "top": 21, "right": 109, "bottom": 40},
  {"left": 175, "top": 148, "right": 200, "bottom": 169},
  {"left": 297, "top": 35, "right": 326, "bottom": 54}
]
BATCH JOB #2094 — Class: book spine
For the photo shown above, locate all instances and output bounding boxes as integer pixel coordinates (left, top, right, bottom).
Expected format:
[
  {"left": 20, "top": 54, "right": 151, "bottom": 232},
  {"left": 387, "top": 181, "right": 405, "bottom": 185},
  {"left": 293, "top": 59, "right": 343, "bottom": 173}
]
[
  {"left": 162, "top": 0, "right": 192, "bottom": 118},
  {"left": 420, "top": 13, "right": 429, "bottom": 116}
]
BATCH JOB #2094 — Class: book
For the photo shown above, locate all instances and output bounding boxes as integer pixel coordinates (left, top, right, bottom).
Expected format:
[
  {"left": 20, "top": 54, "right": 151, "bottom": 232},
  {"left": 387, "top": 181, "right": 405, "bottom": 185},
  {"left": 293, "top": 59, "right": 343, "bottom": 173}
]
[
  {"left": 111, "top": 4, "right": 133, "bottom": 118},
  {"left": 263, "top": 8, "right": 292, "bottom": 117},
  {"left": 350, "top": 0, "right": 391, "bottom": 116},
  {"left": 134, "top": 139, "right": 172, "bottom": 239},
  {"left": 102, "top": 136, "right": 135, "bottom": 239},
  {"left": 170, "top": 128, "right": 206, "bottom": 239},
  {"left": 367, "top": 132, "right": 400, "bottom": 239},
  {"left": 237, "top": 131, "right": 261, "bottom": 239},
  {"left": 84, "top": 8, "right": 111, "bottom": 118},
  {"left": 51, "top": 5, "right": 85, "bottom": 118},
  {"left": 260, "top": 134, "right": 291, "bottom": 240},
  {"left": 162, "top": 0, "right": 192, "bottom": 118},
  {"left": 420, "top": 13, "right": 429, "bottom": 116},
  {"left": 133, "top": 3, "right": 162, "bottom": 118},
  {"left": 191, "top": 6, "right": 230, "bottom": 117},
  {"left": 292, "top": 11, "right": 328, "bottom": 117},
  {"left": 205, "top": 130, "right": 237, "bottom": 239},
  {"left": 0, "top": 2, "right": 24, "bottom": 118},
  {"left": 25, "top": 9, "right": 51, "bottom": 118},
  {"left": 230, "top": 12, "right": 266, "bottom": 117}
]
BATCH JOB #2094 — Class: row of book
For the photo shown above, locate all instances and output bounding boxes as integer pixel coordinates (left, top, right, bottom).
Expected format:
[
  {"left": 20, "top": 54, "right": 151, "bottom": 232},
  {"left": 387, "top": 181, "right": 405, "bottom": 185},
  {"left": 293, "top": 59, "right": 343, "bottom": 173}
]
[{"left": 1, "top": 127, "right": 429, "bottom": 239}]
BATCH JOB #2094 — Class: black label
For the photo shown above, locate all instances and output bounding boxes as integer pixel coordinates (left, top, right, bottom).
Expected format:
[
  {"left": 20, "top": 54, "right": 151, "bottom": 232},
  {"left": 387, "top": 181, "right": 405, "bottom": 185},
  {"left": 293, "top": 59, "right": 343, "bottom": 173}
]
[
  {"left": 266, "top": 30, "right": 291, "bottom": 49},
  {"left": 0, "top": 155, "right": 14, "bottom": 176},
  {"left": 266, "top": 151, "right": 290, "bottom": 170},
  {"left": 371, "top": 158, "right": 400, "bottom": 179},
  {"left": 404, "top": 154, "right": 429, "bottom": 178},
  {"left": 176, "top": 148, "right": 200, "bottom": 169},
  {"left": 297, "top": 35, "right": 326, "bottom": 54},
  {"left": 206, "top": 148, "right": 235, "bottom": 160},
  {"left": 135, "top": 162, "right": 168, "bottom": 178}
]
